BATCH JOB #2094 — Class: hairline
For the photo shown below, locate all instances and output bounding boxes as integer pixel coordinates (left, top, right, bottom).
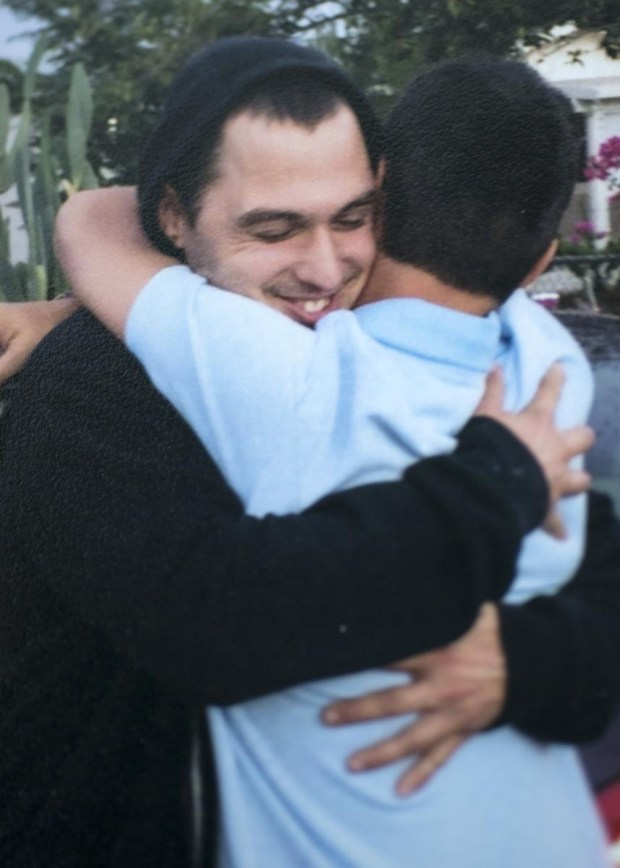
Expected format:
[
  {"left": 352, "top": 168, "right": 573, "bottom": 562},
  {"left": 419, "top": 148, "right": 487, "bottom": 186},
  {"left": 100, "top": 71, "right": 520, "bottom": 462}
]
[{"left": 185, "top": 93, "right": 373, "bottom": 224}]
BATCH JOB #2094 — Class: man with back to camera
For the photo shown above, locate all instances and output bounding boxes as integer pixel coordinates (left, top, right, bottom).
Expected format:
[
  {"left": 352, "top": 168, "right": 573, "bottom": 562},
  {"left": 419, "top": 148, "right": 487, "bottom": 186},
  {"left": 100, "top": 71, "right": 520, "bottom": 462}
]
[
  {"left": 1, "top": 37, "right": 620, "bottom": 867},
  {"left": 53, "top": 46, "right": 616, "bottom": 866}
]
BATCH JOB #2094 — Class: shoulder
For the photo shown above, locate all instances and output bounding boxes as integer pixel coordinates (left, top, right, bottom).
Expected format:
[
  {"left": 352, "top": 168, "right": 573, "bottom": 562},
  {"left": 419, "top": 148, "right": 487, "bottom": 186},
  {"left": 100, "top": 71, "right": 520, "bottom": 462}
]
[
  {"left": 503, "top": 290, "right": 592, "bottom": 377},
  {"left": 506, "top": 290, "right": 585, "bottom": 353},
  {"left": 13, "top": 309, "right": 198, "bottom": 440},
  {"left": 31, "top": 309, "right": 149, "bottom": 393},
  {"left": 501, "top": 290, "right": 594, "bottom": 419},
  {"left": 38, "top": 307, "right": 128, "bottom": 360}
]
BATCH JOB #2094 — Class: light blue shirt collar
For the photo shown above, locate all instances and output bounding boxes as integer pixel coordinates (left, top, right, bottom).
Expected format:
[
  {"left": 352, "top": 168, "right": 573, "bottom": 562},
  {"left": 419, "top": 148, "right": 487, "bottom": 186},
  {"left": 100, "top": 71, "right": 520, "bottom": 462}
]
[{"left": 354, "top": 297, "right": 503, "bottom": 373}]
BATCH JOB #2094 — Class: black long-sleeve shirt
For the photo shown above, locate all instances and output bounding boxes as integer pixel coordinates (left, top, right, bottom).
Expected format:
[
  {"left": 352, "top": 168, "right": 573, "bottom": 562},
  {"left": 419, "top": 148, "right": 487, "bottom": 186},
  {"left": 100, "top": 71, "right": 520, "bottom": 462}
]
[
  {"left": 0, "top": 310, "right": 618, "bottom": 867},
  {"left": 499, "top": 488, "right": 620, "bottom": 742}
]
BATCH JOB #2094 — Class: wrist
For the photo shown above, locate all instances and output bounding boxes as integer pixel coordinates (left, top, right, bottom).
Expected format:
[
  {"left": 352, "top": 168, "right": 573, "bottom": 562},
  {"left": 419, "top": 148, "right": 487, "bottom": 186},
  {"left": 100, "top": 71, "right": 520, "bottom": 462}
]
[{"left": 455, "top": 417, "right": 549, "bottom": 533}]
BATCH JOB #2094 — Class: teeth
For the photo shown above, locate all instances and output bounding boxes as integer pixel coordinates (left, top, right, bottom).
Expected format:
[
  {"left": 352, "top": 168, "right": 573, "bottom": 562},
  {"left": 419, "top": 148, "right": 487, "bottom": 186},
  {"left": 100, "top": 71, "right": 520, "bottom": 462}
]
[{"left": 302, "top": 298, "right": 330, "bottom": 313}]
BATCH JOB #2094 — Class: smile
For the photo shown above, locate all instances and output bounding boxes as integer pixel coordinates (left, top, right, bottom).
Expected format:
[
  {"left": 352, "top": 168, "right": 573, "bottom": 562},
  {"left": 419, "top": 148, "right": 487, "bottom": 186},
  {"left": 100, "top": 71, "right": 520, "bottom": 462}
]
[
  {"left": 301, "top": 298, "right": 331, "bottom": 314},
  {"left": 273, "top": 293, "right": 339, "bottom": 327}
]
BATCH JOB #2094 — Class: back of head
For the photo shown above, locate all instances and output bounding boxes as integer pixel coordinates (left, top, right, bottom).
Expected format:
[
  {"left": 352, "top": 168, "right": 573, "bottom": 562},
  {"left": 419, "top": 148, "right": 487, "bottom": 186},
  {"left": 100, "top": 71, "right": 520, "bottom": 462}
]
[
  {"left": 382, "top": 57, "right": 579, "bottom": 302},
  {"left": 138, "top": 36, "right": 382, "bottom": 256}
]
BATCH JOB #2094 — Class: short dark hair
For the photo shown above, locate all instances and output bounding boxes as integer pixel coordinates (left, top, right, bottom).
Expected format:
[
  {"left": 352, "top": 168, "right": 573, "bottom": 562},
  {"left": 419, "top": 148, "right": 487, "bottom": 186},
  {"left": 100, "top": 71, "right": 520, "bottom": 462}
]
[
  {"left": 138, "top": 37, "right": 382, "bottom": 257},
  {"left": 382, "top": 57, "right": 579, "bottom": 302}
]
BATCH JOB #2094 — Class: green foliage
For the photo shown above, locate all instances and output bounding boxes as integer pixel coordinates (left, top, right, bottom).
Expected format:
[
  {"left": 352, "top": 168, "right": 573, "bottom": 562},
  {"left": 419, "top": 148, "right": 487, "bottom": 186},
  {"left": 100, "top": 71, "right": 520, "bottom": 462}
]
[
  {"left": 66, "top": 63, "right": 97, "bottom": 189},
  {"left": 2, "top": 1, "right": 620, "bottom": 302},
  {"left": 0, "top": 59, "right": 24, "bottom": 113},
  {"left": 3, "top": 0, "right": 287, "bottom": 181},
  {"left": 302, "top": 0, "right": 620, "bottom": 113},
  {"left": 5, "top": 0, "right": 620, "bottom": 179},
  {"left": 0, "top": 38, "right": 98, "bottom": 301}
]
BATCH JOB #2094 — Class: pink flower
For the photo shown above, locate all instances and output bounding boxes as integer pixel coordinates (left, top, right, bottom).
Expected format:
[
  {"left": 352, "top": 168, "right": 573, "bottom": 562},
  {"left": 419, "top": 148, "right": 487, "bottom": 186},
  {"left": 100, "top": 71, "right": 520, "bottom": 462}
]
[
  {"left": 585, "top": 137, "right": 620, "bottom": 186},
  {"left": 574, "top": 220, "right": 595, "bottom": 235}
]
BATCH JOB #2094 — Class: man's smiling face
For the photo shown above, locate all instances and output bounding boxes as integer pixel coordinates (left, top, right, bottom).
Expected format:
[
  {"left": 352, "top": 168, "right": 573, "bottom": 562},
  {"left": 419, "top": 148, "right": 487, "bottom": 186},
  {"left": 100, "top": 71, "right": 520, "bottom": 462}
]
[{"left": 160, "top": 103, "right": 378, "bottom": 326}]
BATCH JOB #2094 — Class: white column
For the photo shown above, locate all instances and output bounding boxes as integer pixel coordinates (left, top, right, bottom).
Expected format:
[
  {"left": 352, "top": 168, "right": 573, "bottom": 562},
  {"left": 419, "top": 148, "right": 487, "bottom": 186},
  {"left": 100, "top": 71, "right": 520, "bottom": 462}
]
[{"left": 585, "top": 102, "right": 612, "bottom": 243}]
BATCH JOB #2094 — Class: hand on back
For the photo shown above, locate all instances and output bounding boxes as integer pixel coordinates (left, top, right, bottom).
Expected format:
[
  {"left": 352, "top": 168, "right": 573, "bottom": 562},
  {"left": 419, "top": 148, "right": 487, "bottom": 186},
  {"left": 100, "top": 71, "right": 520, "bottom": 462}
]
[
  {"left": 0, "top": 298, "right": 78, "bottom": 385},
  {"left": 475, "top": 364, "right": 594, "bottom": 537}
]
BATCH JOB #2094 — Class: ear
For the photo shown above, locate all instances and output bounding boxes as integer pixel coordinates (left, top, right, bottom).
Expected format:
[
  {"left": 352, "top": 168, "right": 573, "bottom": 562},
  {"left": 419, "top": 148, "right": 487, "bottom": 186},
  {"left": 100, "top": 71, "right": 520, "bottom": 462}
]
[
  {"left": 373, "top": 158, "right": 387, "bottom": 243},
  {"left": 521, "top": 239, "right": 558, "bottom": 288},
  {"left": 158, "top": 185, "right": 189, "bottom": 250},
  {"left": 376, "top": 156, "right": 386, "bottom": 186}
]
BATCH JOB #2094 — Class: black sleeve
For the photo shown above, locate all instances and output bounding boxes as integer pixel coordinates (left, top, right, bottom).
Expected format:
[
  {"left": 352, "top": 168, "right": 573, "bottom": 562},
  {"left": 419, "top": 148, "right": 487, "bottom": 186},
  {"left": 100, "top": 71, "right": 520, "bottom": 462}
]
[
  {"left": 498, "top": 490, "right": 620, "bottom": 742},
  {"left": 1, "top": 312, "right": 547, "bottom": 705}
]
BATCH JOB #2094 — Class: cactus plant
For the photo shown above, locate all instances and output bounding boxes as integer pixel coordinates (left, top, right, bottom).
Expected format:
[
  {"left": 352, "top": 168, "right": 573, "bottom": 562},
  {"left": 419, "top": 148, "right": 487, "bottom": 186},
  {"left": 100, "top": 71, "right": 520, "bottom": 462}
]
[{"left": 0, "top": 37, "right": 98, "bottom": 301}]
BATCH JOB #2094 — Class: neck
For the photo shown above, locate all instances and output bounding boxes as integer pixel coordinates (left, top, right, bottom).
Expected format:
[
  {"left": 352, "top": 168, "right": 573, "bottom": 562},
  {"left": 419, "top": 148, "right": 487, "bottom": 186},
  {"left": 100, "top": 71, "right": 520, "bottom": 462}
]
[{"left": 357, "top": 254, "right": 497, "bottom": 317}]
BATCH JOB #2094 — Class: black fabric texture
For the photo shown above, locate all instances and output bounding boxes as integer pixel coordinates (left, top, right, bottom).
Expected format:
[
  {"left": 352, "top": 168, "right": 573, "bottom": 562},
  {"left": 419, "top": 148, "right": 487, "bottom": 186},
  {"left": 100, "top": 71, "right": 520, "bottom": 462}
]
[
  {"left": 0, "top": 308, "right": 615, "bottom": 865},
  {"left": 498, "top": 489, "right": 620, "bottom": 743}
]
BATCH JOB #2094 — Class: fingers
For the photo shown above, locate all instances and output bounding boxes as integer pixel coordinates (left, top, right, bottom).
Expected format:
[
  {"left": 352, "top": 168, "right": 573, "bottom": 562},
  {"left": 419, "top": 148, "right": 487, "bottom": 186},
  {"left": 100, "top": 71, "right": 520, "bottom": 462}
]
[
  {"left": 559, "top": 468, "right": 592, "bottom": 497},
  {"left": 322, "top": 682, "right": 435, "bottom": 726},
  {"left": 562, "top": 425, "right": 595, "bottom": 461},
  {"left": 474, "top": 366, "right": 505, "bottom": 416},
  {"left": 524, "top": 362, "right": 565, "bottom": 414},
  {"left": 387, "top": 651, "right": 437, "bottom": 673},
  {"left": 395, "top": 735, "right": 465, "bottom": 795},
  {"left": 0, "top": 339, "right": 30, "bottom": 386},
  {"left": 542, "top": 507, "right": 567, "bottom": 540},
  {"left": 344, "top": 715, "right": 467, "bottom": 796},
  {"left": 345, "top": 712, "right": 467, "bottom": 786},
  {"left": 542, "top": 469, "right": 592, "bottom": 539},
  {"left": 346, "top": 713, "right": 449, "bottom": 773},
  {"left": 0, "top": 299, "right": 77, "bottom": 387}
]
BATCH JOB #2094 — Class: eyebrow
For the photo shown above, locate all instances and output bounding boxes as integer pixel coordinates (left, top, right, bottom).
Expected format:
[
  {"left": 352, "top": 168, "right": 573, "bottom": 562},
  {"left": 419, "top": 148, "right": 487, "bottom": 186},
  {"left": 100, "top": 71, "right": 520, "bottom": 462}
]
[{"left": 236, "top": 188, "right": 379, "bottom": 231}]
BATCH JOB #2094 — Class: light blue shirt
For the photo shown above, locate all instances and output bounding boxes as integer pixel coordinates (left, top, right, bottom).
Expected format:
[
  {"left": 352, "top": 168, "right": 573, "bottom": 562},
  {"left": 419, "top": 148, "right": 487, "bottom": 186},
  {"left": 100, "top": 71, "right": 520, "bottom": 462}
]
[{"left": 127, "top": 266, "right": 608, "bottom": 868}]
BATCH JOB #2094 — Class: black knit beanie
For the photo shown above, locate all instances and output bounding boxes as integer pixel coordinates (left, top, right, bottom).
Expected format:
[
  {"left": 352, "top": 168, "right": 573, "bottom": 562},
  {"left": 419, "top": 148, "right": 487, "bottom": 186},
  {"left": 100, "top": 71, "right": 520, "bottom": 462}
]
[{"left": 137, "top": 36, "right": 381, "bottom": 255}]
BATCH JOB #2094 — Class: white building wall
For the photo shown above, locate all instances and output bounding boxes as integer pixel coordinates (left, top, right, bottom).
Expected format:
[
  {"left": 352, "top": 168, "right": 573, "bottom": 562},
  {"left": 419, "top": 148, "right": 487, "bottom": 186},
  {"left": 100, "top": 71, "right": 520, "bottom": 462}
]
[{"left": 526, "top": 31, "right": 620, "bottom": 239}]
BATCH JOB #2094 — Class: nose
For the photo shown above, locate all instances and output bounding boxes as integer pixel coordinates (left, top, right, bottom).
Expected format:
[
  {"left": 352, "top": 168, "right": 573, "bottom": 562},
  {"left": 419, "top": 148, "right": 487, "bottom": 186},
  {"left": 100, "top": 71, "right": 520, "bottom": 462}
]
[{"left": 296, "top": 228, "right": 348, "bottom": 293}]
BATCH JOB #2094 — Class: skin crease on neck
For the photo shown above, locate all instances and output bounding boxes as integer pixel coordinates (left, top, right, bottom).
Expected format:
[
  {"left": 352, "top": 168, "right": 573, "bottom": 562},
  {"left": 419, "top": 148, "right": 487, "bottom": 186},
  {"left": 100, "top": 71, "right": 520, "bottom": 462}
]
[
  {"left": 358, "top": 241, "right": 560, "bottom": 318},
  {"left": 358, "top": 254, "right": 498, "bottom": 317}
]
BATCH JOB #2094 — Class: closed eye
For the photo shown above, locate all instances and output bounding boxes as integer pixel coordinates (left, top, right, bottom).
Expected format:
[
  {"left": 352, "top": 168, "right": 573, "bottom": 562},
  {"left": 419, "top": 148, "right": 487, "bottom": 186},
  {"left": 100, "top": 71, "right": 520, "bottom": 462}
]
[
  {"left": 332, "top": 190, "right": 378, "bottom": 232},
  {"left": 332, "top": 206, "right": 375, "bottom": 232},
  {"left": 252, "top": 227, "right": 298, "bottom": 242},
  {"left": 237, "top": 210, "right": 306, "bottom": 243}
]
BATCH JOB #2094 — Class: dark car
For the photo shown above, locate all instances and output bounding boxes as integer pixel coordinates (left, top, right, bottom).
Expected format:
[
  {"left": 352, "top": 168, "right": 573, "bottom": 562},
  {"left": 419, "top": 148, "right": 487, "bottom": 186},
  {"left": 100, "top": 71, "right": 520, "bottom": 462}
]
[{"left": 561, "top": 311, "right": 620, "bottom": 858}]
